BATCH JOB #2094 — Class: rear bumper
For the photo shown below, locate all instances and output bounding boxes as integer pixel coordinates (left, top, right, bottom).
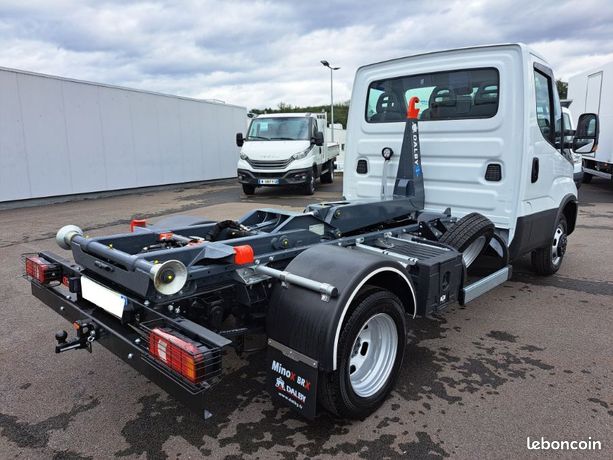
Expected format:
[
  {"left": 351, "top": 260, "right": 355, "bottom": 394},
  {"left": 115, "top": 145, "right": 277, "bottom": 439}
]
[
  {"left": 237, "top": 168, "right": 312, "bottom": 186},
  {"left": 30, "top": 276, "right": 223, "bottom": 419}
]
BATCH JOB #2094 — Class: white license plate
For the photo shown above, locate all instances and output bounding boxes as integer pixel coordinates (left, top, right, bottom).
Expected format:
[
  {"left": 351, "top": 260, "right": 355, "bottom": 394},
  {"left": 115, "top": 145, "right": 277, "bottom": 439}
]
[
  {"left": 258, "top": 178, "right": 279, "bottom": 185},
  {"left": 81, "top": 276, "right": 127, "bottom": 319}
]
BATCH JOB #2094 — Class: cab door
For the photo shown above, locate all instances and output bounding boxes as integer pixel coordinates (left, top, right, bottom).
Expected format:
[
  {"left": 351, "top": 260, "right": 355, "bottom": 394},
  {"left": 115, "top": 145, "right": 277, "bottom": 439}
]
[{"left": 524, "top": 62, "right": 573, "bottom": 214}]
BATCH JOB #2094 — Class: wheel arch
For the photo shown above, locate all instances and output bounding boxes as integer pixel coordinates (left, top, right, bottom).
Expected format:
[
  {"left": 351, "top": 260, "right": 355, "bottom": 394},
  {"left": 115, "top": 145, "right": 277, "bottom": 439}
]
[
  {"left": 561, "top": 196, "right": 578, "bottom": 235},
  {"left": 266, "top": 245, "right": 416, "bottom": 372},
  {"left": 331, "top": 267, "right": 415, "bottom": 370}
]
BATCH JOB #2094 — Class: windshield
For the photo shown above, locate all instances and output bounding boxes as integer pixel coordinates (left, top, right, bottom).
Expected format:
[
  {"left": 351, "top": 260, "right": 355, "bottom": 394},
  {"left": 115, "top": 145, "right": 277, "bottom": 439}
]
[{"left": 247, "top": 117, "right": 310, "bottom": 141}]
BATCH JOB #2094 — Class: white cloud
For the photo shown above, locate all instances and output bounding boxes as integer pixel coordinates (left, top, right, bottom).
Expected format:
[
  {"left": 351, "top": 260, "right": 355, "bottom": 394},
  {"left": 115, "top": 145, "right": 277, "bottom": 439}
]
[{"left": 0, "top": 0, "right": 612, "bottom": 108}]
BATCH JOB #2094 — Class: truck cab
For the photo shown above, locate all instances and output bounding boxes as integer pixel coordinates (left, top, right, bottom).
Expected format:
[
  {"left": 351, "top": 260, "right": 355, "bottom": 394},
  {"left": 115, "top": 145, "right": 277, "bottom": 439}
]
[
  {"left": 344, "top": 43, "right": 598, "bottom": 266},
  {"left": 236, "top": 113, "right": 339, "bottom": 195}
]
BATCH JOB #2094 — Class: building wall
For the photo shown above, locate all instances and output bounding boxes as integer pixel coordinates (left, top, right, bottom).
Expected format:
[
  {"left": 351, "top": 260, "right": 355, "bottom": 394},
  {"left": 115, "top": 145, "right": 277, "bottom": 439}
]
[{"left": 0, "top": 67, "right": 246, "bottom": 202}]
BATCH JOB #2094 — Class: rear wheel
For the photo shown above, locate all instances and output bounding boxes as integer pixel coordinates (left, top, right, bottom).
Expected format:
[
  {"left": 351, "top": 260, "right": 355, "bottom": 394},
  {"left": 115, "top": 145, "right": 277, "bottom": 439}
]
[
  {"left": 321, "top": 160, "right": 334, "bottom": 184},
  {"left": 318, "top": 288, "right": 406, "bottom": 419},
  {"left": 242, "top": 184, "right": 256, "bottom": 195},
  {"left": 531, "top": 215, "right": 567, "bottom": 275},
  {"left": 582, "top": 173, "right": 593, "bottom": 184},
  {"left": 439, "top": 213, "right": 495, "bottom": 267}
]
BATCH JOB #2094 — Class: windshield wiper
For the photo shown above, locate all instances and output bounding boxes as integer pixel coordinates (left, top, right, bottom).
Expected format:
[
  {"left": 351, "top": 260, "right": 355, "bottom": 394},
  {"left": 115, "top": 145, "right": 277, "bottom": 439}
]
[
  {"left": 270, "top": 137, "right": 297, "bottom": 140},
  {"left": 247, "top": 136, "right": 270, "bottom": 140}
]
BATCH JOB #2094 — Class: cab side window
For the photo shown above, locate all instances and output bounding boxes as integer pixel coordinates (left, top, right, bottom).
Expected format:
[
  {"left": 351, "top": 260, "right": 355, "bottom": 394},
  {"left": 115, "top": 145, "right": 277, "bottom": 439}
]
[{"left": 534, "top": 67, "right": 562, "bottom": 144}]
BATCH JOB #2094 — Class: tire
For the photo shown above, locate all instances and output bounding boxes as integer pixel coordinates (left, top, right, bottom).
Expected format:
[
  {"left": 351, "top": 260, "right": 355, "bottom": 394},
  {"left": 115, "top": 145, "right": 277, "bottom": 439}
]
[
  {"left": 439, "top": 212, "right": 495, "bottom": 267},
  {"left": 318, "top": 288, "right": 406, "bottom": 419},
  {"left": 531, "top": 215, "right": 568, "bottom": 275},
  {"left": 582, "top": 173, "right": 593, "bottom": 184},
  {"left": 242, "top": 184, "right": 256, "bottom": 195},
  {"left": 320, "top": 160, "right": 334, "bottom": 184},
  {"left": 303, "top": 174, "right": 316, "bottom": 195}
]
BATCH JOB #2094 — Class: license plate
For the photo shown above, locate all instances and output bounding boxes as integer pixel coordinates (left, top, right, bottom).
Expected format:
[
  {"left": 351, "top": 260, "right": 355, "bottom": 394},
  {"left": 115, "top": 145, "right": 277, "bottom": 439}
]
[
  {"left": 81, "top": 276, "right": 127, "bottom": 319},
  {"left": 258, "top": 178, "right": 279, "bottom": 185}
]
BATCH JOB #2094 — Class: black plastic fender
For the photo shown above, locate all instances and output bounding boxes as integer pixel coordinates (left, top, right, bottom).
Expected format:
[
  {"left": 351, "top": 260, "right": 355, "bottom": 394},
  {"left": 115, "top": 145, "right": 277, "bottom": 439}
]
[{"left": 266, "top": 244, "right": 416, "bottom": 371}]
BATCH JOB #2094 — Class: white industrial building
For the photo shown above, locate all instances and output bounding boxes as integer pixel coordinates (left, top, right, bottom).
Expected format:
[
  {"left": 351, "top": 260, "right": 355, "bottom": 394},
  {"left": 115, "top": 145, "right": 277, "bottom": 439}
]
[{"left": 0, "top": 67, "right": 246, "bottom": 203}]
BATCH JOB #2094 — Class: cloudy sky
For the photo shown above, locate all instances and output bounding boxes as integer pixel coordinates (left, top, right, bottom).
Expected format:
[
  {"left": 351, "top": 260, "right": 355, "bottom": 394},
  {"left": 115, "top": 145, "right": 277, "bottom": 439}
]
[{"left": 1, "top": 0, "right": 612, "bottom": 109}]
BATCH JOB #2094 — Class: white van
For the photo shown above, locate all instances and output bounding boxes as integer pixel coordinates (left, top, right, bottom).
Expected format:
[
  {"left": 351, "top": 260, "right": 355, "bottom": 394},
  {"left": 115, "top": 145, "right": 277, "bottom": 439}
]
[{"left": 344, "top": 43, "right": 598, "bottom": 268}]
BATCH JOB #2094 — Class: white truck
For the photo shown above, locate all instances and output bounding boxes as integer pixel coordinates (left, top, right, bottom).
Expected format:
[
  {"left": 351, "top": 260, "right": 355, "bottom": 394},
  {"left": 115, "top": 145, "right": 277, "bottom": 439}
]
[
  {"left": 568, "top": 62, "right": 612, "bottom": 182},
  {"left": 347, "top": 43, "right": 597, "bottom": 268},
  {"left": 235, "top": 113, "right": 339, "bottom": 195},
  {"left": 25, "top": 43, "right": 599, "bottom": 421}
]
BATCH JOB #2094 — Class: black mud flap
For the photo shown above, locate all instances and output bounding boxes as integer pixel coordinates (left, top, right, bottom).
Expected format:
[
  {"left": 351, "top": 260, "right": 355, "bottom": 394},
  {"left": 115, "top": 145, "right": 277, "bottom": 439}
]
[{"left": 267, "top": 338, "right": 318, "bottom": 419}]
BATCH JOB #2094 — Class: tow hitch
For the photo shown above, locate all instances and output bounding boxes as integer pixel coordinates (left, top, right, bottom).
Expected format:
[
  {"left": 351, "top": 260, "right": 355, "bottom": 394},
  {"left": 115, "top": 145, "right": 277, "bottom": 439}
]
[{"left": 55, "top": 320, "right": 97, "bottom": 353}]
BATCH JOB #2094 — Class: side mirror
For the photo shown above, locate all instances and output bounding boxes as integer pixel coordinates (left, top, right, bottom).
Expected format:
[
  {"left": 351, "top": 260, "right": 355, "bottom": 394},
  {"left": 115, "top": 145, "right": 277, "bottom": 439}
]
[
  {"left": 236, "top": 133, "right": 244, "bottom": 147},
  {"left": 572, "top": 113, "right": 599, "bottom": 153},
  {"left": 312, "top": 131, "right": 324, "bottom": 146}
]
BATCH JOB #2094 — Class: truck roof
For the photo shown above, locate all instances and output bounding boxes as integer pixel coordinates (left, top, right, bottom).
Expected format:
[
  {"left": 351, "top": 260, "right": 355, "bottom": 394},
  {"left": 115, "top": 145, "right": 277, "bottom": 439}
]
[{"left": 356, "top": 43, "right": 544, "bottom": 71}]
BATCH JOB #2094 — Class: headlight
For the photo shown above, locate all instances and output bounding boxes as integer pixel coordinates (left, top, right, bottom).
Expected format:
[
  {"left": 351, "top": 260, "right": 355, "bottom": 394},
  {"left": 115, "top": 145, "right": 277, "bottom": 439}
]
[
  {"left": 291, "top": 147, "right": 311, "bottom": 161},
  {"left": 572, "top": 153, "right": 582, "bottom": 163},
  {"left": 240, "top": 153, "right": 249, "bottom": 160}
]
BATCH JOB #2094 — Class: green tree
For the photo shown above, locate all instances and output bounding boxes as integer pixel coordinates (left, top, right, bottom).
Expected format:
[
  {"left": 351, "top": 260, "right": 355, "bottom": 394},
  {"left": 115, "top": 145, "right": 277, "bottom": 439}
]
[
  {"left": 250, "top": 101, "right": 350, "bottom": 128},
  {"left": 556, "top": 79, "right": 568, "bottom": 99}
]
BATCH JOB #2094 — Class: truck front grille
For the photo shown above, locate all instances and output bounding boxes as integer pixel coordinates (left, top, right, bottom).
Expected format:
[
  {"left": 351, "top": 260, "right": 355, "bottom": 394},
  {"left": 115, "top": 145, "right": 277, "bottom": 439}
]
[{"left": 247, "top": 158, "right": 292, "bottom": 169}]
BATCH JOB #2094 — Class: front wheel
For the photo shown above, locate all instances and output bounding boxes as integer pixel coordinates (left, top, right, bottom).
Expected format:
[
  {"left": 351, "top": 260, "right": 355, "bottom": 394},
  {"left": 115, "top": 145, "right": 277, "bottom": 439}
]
[
  {"left": 582, "top": 173, "right": 593, "bottom": 184},
  {"left": 303, "top": 174, "right": 316, "bottom": 195},
  {"left": 318, "top": 288, "right": 406, "bottom": 419},
  {"left": 531, "top": 215, "right": 568, "bottom": 275},
  {"left": 242, "top": 184, "right": 256, "bottom": 195}
]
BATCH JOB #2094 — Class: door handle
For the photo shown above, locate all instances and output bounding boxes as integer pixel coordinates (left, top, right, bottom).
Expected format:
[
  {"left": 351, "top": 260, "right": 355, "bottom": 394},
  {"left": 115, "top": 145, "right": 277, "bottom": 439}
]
[{"left": 531, "top": 157, "right": 539, "bottom": 183}]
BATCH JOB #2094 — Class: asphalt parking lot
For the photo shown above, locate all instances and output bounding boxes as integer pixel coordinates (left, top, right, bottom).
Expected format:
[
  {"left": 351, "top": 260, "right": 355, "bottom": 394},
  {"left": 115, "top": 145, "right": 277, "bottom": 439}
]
[{"left": 1, "top": 177, "right": 611, "bottom": 459}]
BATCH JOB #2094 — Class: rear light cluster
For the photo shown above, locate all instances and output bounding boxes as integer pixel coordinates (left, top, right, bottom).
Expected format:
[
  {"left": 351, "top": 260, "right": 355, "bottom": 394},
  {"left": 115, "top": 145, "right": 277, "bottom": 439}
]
[
  {"left": 25, "top": 256, "right": 61, "bottom": 283},
  {"left": 149, "top": 327, "right": 206, "bottom": 383}
]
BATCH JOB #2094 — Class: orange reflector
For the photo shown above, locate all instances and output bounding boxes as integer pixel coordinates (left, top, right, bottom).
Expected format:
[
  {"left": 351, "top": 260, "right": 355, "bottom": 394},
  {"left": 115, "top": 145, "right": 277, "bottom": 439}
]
[
  {"left": 148, "top": 328, "right": 205, "bottom": 384},
  {"left": 233, "top": 245, "right": 254, "bottom": 265},
  {"left": 130, "top": 219, "right": 147, "bottom": 232},
  {"left": 158, "top": 232, "right": 174, "bottom": 241}
]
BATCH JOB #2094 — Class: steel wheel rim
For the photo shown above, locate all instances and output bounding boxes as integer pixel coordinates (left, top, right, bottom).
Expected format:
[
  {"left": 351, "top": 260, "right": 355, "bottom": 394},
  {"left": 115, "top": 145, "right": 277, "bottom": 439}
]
[
  {"left": 349, "top": 313, "right": 398, "bottom": 398},
  {"left": 551, "top": 225, "right": 565, "bottom": 266},
  {"left": 462, "top": 235, "right": 486, "bottom": 267}
]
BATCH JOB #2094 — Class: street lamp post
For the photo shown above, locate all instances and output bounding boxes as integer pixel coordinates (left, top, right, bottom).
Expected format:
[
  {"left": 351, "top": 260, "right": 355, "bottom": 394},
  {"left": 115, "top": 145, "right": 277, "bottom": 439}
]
[{"left": 320, "top": 60, "right": 340, "bottom": 142}]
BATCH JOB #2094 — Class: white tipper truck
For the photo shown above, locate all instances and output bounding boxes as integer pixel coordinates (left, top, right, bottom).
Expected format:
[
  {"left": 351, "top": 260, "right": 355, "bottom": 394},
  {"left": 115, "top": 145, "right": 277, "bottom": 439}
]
[{"left": 235, "top": 113, "right": 339, "bottom": 195}]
